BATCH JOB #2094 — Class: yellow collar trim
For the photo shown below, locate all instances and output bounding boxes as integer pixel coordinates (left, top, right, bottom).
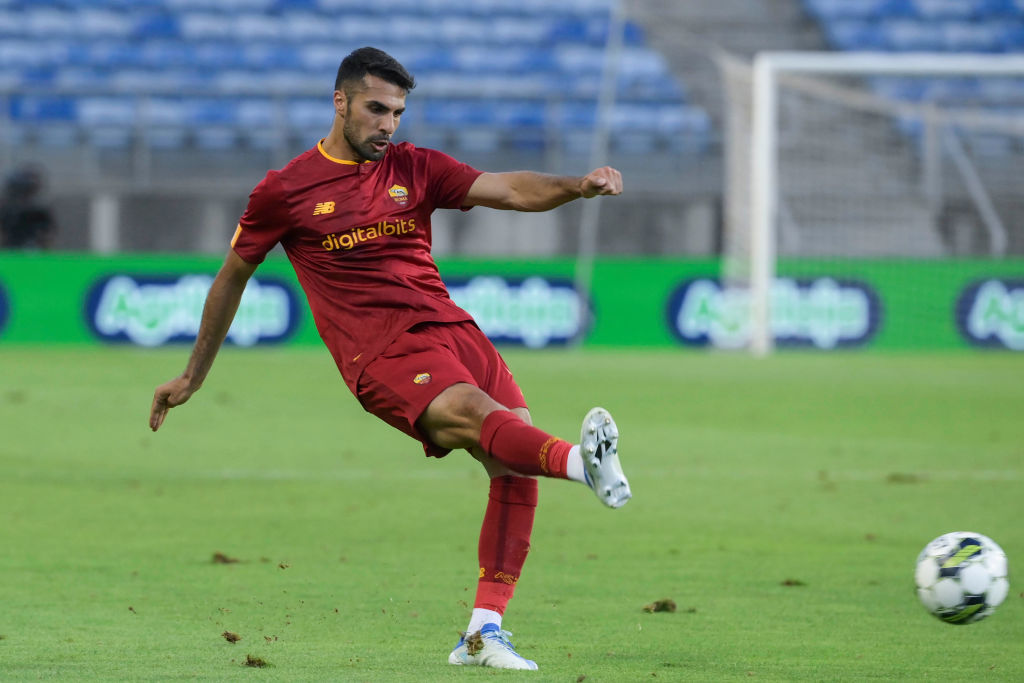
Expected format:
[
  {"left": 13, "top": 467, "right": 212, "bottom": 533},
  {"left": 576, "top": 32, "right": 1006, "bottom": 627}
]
[{"left": 317, "top": 139, "right": 370, "bottom": 165}]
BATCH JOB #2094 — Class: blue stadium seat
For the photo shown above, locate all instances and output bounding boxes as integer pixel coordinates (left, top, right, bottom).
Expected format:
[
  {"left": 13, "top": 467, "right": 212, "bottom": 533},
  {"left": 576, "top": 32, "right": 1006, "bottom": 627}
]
[
  {"left": 83, "top": 42, "right": 142, "bottom": 69},
  {"left": 78, "top": 96, "right": 137, "bottom": 148},
  {"left": 138, "top": 41, "right": 195, "bottom": 69},
  {"left": 0, "top": 10, "right": 23, "bottom": 36},
  {"left": 492, "top": 100, "right": 547, "bottom": 129},
  {"left": 280, "top": 12, "right": 336, "bottom": 42},
  {"left": 77, "top": 8, "right": 135, "bottom": 37},
  {"left": 286, "top": 98, "right": 331, "bottom": 131},
  {"left": 976, "top": 76, "right": 1024, "bottom": 102},
  {"left": 234, "top": 13, "right": 284, "bottom": 42},
  {"left": 166, "top": 0, "right": 274, "bottom": 10},
  {"left": 134, "top": 12, "right": 180, "bottom": 39},
  {"left": 422, "top": 100, "right": 500, "bottom": 128},
  {"left": 824, "top": 20, "right": 889, "bottom": 50},
  {"left": 945, "top": 21, "right": 1007, "bottom": 52},
  {"left": 23, "top": 9, "right": 78, "bottom": 37},
  {"left": 910, "top": 0, "right": 978, "bottom": 20},
  {"left": 189, "top": 43, "right": 247, "bottom": 70},
  {"left": 52, "top": 67, "right": 109, "bottom": 91},
  {"left": 77, "top": 96, "right": 136, "bottom": 126},
  {"left": 881, "top": 19, "right": 946, "bottom": 50},
  {"left": 178, "top": 12, "right": 235, "bottom": 41},
  {"left": 871, "top": 76, "right": 929, "bottom": 101},
  {"left": 1001, "top": 20, "right": 1024, "bottom": 48},
  {"left": 804, "top": 0, "right": 915, "bottom": 20}
]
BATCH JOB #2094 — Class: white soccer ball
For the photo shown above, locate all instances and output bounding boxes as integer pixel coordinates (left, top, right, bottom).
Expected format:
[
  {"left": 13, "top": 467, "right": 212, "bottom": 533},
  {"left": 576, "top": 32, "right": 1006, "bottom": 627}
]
[{"left": 915, "top": 531, "right": 1009, "bottom": 625}]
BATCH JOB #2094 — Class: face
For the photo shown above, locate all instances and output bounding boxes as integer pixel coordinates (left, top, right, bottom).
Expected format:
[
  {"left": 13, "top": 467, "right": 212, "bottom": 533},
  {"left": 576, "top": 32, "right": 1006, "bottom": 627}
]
[{"left": 336, "top": 75, "right": 407, "bottom": 162}]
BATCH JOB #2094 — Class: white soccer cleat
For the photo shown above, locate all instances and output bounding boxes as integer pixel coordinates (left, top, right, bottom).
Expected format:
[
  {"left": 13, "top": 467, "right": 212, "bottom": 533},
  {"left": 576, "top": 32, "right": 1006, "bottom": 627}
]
[
  {"left": 580, "top": 407, "right": 631, "bottom": 508},
  {"left": 447, "top": 623, "right": 538, "bottom": 670}
]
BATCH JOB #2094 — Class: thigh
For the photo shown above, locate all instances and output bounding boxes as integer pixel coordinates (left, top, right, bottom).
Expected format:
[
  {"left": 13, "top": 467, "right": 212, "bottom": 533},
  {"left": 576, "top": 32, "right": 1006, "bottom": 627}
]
[
  {"left": 356, "top": 322, "right": 528, "bottom": 457},
  {"left": 444, "top": 322, "right": 527, "bottom": 412},
  {"left": 356, "top": 325, "right": 478, "bottom": 458}
]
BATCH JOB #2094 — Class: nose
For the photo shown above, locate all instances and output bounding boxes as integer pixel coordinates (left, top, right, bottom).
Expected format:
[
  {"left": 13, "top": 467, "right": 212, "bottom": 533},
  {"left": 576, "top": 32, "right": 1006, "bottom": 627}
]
[{"left": 380, "top": 115, "right": 397, "bottom": 135}]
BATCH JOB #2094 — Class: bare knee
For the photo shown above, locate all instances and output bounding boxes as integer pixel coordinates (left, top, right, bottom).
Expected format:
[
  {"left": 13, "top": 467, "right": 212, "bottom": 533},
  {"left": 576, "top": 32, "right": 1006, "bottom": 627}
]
[{"left": 417, "top": 383, "right": 507, "bottom": 450}]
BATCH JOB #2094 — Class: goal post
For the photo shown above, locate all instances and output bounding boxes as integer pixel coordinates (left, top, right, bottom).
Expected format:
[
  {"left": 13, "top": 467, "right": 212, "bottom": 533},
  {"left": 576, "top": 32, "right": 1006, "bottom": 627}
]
[{"left": 727, "top": 51, "right": 1024, "bottom": 355}]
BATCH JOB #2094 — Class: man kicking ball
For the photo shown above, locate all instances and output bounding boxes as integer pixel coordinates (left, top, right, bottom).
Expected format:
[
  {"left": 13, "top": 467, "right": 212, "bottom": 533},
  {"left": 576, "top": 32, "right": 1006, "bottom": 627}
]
[{"left": 150, "top": 46, "right": 631, "bottom": 671}]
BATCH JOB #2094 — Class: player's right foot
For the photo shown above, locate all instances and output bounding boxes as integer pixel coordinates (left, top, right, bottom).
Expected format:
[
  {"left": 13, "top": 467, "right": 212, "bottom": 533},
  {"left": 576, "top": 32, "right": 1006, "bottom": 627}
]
[
  {"left": 447, "top": 623, "right": 538, "bottom": 670},
  {"left": 580, "top": 407, "right": 631, "bottom": 508}
]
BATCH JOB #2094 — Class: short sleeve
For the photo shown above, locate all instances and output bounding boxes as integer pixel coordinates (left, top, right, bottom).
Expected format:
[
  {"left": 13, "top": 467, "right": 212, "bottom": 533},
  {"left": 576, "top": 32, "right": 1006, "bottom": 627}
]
[
  {"left": 422, "top": 148, "right": 483, "bottom": 210},
  {"left": 231, "top": 171, "right": 290, "bottom": 264}
]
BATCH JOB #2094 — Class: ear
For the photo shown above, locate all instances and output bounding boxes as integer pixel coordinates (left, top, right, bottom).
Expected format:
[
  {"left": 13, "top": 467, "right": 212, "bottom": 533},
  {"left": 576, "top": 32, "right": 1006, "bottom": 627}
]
[{"left": 333, "top": 90, "right": 346, "bottom": 118}]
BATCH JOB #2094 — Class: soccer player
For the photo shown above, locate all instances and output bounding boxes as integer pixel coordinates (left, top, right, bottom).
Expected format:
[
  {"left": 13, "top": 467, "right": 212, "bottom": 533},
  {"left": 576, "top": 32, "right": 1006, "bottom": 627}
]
[{"left": 149, "top": 46, "right": 631, "bottom": 671}]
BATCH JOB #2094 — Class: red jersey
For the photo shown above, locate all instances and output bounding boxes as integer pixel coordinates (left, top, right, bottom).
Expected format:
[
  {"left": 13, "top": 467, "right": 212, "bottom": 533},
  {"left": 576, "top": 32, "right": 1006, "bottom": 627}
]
[{"left": 231, "top": 140, "right": 483, "bottom": 393}]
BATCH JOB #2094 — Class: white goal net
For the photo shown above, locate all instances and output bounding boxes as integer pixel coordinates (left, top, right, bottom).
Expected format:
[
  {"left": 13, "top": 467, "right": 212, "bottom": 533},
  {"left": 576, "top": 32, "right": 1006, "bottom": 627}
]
[{"left": 720, "top": 52, "right": 1024, "bottom": 354}]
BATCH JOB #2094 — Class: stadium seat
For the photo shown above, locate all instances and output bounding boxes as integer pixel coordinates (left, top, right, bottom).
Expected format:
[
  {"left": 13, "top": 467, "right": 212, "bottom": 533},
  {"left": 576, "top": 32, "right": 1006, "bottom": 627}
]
[
  {"left": 280, "top": 13, "right": 337, "bottom": 42},
  {"left": 824, "top": 20, "right": 889, "bottom": 50},
  {"left": 138, "top": 41, "right": 195, "bottom": 69},
  {"left": 881, "top": 19, "right": 946, "bottom": 51},
  {"left": 910, "top": 0, "right": 978, "bottom": 20},
  {"left": 8, "top": 95, "right": 77, "bottom": 123},
  {"left": 134, "top": 13, "right": 179, "bottom": 39},
  {"left": 77, "top": 96, "right": 137, "bottom": 128},
  {"left": 942, "top": 21, "right": 1006, "bottom": 52}
]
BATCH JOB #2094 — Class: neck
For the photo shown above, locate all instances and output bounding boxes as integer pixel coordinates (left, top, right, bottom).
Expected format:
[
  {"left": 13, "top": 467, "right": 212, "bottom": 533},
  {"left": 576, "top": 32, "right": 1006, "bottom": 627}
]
[{"left": 321, "top": 121, "right": 362, "bottom": 163}]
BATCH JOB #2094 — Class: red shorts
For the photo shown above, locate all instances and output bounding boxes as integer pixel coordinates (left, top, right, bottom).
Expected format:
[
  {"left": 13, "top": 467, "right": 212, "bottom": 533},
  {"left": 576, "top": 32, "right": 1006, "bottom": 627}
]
[{"left": 355, "top": 321, "right": 527, "bottom": 458}]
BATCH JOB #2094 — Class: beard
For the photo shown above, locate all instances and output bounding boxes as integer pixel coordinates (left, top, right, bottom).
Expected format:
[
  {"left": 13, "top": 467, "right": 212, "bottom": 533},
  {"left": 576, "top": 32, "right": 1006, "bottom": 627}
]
[{"left": 343, "top": 119, "right": 389, "bottom": 162}]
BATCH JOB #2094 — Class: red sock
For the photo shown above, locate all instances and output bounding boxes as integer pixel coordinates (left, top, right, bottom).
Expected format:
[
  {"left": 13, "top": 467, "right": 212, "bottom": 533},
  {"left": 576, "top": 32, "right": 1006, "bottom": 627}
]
[
  {"left": 474, "top": 475, "right": 538, "bottom": 614},
  {"left": 479, "top": 410, "right": 572, "bottom": 478}
]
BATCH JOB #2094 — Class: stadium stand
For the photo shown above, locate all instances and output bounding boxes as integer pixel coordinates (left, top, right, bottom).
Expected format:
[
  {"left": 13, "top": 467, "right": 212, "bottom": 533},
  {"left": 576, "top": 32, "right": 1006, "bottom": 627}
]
[
  {"left": 0, "top": 0, "right": 710, "bottom": 156},
  {"left": 628, "top": 0, "right": 1024, "bottom": 259},
  {"left": 803, "top": 0, "right": 1024, "bottom": 153}
]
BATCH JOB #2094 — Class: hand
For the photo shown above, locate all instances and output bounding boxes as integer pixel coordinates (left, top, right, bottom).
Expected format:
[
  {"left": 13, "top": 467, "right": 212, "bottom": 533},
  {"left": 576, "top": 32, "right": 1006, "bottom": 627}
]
[
  {"left": 580, "top": 166, "right": 623, "bottom": 198},
  {"left": 149, "top": 376, "right": 197, "bottom": 432}
]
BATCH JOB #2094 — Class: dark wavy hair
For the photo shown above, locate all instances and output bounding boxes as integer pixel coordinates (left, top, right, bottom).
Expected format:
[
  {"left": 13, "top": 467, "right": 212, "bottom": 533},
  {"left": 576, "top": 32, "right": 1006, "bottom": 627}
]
[{"left": 334, "top": 47, "right": 416, "bottom": 95}]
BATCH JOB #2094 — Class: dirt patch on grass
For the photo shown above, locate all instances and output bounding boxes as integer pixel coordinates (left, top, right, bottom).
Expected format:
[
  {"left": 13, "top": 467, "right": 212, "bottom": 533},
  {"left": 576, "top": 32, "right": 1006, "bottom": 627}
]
[
  {"left": 243, "top": 654, "right": 270, "bottom": 668},
  {"left": 212, "top": 552, "right": 240, "bottom": 564},
  {"left": 222, "top": 631, "right": 241, "bottom": 643},
  {"left": 887, "top": 472, "right": 925, "bottom": 484},
  {"left": 643, "top": 599, "right": 677, "bottom": 613}
]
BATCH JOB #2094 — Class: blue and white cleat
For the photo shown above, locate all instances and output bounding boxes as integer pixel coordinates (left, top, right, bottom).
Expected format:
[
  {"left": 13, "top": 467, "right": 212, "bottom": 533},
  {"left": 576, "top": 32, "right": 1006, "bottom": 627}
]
[
  {"left": 447, "top": 623, "right": 538, "bottom": 670},
  {"left": 581, "top": 407, "right": 631, "bottom": 508}
]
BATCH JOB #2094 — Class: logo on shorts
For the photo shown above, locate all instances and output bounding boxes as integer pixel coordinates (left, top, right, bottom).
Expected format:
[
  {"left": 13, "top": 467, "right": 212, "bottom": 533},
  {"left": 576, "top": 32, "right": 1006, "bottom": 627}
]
[
  {"left": 388, "top": 184, "right": 409, "bottom": 205},
  {"left": 413, "top": 372, "right": 432, "bottom": 385}
]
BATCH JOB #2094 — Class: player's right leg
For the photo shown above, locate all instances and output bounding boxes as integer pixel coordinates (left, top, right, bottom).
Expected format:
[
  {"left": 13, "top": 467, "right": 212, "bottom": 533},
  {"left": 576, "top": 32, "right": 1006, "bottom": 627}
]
[{"left": 420, "top": 384, "right": 631, "bottom": 507}]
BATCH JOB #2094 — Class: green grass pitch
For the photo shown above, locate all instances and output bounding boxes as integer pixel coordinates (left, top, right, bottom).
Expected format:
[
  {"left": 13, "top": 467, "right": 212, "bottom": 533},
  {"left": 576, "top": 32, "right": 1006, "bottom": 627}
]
[{"left": 1, "top": 346, "right": 1022, "bottom": 680}]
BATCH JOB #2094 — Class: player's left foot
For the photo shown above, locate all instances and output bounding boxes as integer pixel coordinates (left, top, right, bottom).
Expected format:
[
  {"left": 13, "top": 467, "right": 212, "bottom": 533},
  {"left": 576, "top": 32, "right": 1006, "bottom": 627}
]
[
  {"left": 581, "top": 407, "right": 631, "bottom": 508},
  {"left": 447, "top": 623, "right": 538, "bottom": 670}
]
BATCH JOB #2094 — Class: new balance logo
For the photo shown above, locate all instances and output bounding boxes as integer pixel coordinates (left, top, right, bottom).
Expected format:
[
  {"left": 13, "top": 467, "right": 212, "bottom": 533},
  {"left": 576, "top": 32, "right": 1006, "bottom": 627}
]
[{"left": 313, "top": 201, "right": 335, "bottom": 215}]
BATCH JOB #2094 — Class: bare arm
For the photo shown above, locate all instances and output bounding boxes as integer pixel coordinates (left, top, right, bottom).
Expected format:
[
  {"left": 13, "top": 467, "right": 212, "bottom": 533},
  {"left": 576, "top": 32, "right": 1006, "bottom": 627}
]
[
  {"left": 462, "top": 166, "right": 622, "bottom": 212},
  {"left": 149, "top": 249, "right": 257, "bottom": 431}
]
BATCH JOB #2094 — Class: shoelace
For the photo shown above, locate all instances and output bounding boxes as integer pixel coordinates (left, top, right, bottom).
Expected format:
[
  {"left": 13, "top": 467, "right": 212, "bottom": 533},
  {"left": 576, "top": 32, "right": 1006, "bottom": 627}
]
[{"left": 485, "top": 629, "right": 520, "bottom": 652}]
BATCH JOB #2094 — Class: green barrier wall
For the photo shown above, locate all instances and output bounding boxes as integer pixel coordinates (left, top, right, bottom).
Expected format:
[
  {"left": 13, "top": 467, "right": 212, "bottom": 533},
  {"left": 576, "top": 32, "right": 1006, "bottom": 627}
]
[{"left": 0, "top": 252, "right": 1021, "bottom": 349}]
